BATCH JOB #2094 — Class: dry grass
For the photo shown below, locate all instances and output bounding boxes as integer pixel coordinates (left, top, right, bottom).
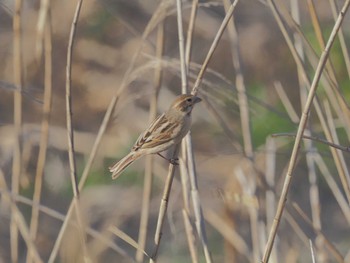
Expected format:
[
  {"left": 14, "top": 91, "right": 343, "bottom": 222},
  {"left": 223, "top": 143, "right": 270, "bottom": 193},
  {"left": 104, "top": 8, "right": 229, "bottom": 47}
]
[{"left": 0, "top": 0, "right": 350, "bottom": 262}]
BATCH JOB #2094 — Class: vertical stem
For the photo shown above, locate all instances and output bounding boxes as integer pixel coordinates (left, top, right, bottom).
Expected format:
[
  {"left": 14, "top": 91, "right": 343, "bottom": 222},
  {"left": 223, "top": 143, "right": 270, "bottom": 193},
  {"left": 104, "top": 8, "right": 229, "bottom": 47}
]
[
  {"left": 223, "top": 0, "right": 259, "bottom": 260},
  {"left": 27, "top": 6, "right": 53, "bottom": 263},
  {"left": 64, "top": 0, "right": 89, "bottom": 262},
  {"left": 291, "top": 0, "right": 324, "bottom": 261},
  {"left": 150, "top": 148, "right": 180, "bottom": 263},
  {"left": 185, "top": 0, "right": 198, "bottom": 69},
  {"left": 136, "top": 22, "right": 164, "bottom": 263},
  {"left": 182, "top": 2, "right": 200, "bottom": 261},
  {"left": 11, "top": 0, "right": 23, "bottom": 261}
]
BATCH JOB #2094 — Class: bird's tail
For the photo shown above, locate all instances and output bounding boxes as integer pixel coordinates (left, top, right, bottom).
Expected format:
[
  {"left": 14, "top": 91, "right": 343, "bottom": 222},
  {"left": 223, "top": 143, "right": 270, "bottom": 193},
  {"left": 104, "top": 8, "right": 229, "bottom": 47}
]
[{"left": 109, "top": 152, "right": 140, "bottom": 180}]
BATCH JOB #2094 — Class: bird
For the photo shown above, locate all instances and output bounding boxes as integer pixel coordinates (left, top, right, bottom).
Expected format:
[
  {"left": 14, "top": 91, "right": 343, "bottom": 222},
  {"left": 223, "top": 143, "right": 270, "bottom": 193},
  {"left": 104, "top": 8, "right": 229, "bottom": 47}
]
[{"left": 109, "top": 94, "right": 202, "bottom": 179}]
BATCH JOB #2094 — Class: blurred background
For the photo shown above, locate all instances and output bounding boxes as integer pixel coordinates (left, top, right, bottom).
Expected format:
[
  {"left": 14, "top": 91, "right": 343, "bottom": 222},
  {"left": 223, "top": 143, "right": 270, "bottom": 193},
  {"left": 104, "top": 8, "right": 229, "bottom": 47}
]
[{"left": 1, "top": 0, "right": 350, "bottom": 262}]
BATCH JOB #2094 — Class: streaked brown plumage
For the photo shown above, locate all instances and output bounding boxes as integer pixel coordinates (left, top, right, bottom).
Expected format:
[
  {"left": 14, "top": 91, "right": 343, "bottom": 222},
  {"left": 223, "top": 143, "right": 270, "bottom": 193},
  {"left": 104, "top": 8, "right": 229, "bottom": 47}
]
[{"left": 109, "top": 94, "right": 201, "bottom": 179}]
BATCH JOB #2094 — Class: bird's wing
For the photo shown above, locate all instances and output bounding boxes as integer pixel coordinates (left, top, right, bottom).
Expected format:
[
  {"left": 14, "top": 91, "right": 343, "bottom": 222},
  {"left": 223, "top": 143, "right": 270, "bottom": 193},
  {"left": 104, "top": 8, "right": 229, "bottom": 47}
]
[{"left": 132, "top": 114, "right": 178, "bottom": 151}]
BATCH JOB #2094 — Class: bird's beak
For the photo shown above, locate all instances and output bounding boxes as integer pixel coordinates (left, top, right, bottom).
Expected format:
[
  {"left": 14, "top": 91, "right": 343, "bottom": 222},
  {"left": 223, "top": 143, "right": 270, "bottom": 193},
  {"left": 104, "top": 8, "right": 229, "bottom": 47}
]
[{"left": 193, "top": 96, "right": 202, "bottom": 104}]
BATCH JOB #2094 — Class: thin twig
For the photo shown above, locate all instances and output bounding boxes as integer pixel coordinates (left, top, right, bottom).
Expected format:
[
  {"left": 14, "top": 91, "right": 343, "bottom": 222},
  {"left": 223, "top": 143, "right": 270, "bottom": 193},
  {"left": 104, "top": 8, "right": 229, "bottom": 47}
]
[
  {"left": 11, "top": 0, "right": 23, "bottom": 261},
  {"left": 192, "top": 0, "right": 239, "bottom": 95},
  {"left": 150, "top": 148, "right": 180, "bottom": 263},
  {"left": 224, "top": 0, "right": 260, "bottom": 260},
  {"left": 265, "top": 137, "right": 278, "bottom": 262},
  {"left": 204, "top": 207, "right": 249, "bottom": 259},
  {"left": 48, "top": 1, "right": 88, "bottom": 262},
  {"left": 65, "top": 0, "right": 82, "bottom": 203},
  {"left": 310, "top": 239, "right": 316, "bottom": 263},
  {"left": 109, "top": 226, "right": 150, "bottom": 258},
  {"left": 186, "top": 134, "right": 213, "bottom": 263},
  {"left": 324, "top": 100, "right": 350, "bottom": 202},
  {"left": 292, "top": 203, "right": 344, "bottom": 263},
  {"left": 261, "top": 1, "right": 350, "bottom": 262},
  {"left": 35, "top": 0, "right": 50, "bottom": 61},
  {"left": 274, "top": 81, "right": 299, "bottom": 123},
  {"left": 27, "top": 6, "right": 53, "bottom": 263},
  {"left": 292, "top": 1, "right": 323, "bottom": 259},
  {"left": 181, "top": 1, "right": 200, "bottom": 261},
  {"left": 182, "top": 209, "right": 198, "bottom": 263},
  {"left": 313, "top": 154, "right": 350, "bottom": 225},
  {"left": 180, "top": 0, "right": 212, "bottom": 261},
  {"left": 328, "top": 0, "right": 350, "bottom": 78},
  {"left": 65, "top": 0, "right": 89, "bottom": 261},
  {"left": 272, "top": 133, "right": 350, "bottom": 152},
  {"left": 0, "top": 171, "right": 43, "bottom": 263},
  {"left": 177, "top": 0, "right": 187, "bottom": 91},
  {"left": 185, "top": 0, "right": 198, "bottom": 69},
  {"left": 136, "top": 21, "right": 165, "bottom": 263}
]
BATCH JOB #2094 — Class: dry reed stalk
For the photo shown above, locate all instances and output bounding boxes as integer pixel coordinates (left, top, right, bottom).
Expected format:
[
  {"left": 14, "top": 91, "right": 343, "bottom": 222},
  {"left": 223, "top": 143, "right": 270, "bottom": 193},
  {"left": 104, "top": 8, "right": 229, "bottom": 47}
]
[
  {"left": 224, "top": 0, "right": 261, "bottom": 260},
  {"left": 109, "top": 226, "right": 150, "bottom": 258},
  {"left": 204, "top": 207, "right": 249, "bottom": 259},
  {"left": 328, "top": 0, "right": 350, "bottom": 77},
  {"left": 11, "top": 0, "right": 23, "bottom": 262},
  {"left": 324, "top": 100, "right": 350, "bottom": 200},
  {"left": 182, "top": 1, "right": 199, "bottom": 261},
  {"left": 262, "top": 0, "right": 350, "bottom": 262},
  {"left": 292, "top": 203, "right": 344, "bottom": 263},
  {"left": 27, "top": 6, "right": 53, "bottom": 263},
  {"left": 64, "top": 0, "right": 90, "bottom": 262},
  {"left": 192, "top": 0, "right": 239, "bottom": 95},
  {"left": 177, "top": 0, "right": 187, "bottom": 90},
  {"left": 273, "top": 82, "right": 299, "bottom": 123},
  {"left": 66, "top": 0, "right": 82, "bottom": 201},
  {"left": 0, "top": 171, "right": 43, "bottom": 263},
  {"left": 185, "top": 0, "right": 198, "bottom": 68},
  {"left": 179, "top": 0, "right": 212, "bottom": 261},
  {"left": 272, "top": 133, "right": 350, "bottom": 152},
  {"left": 313, "top": 154, "right": 350, "bottom": 224},
  {"left": 179, "top": 153, "right": 191, "bottom": 212},
  {"left": 48, "top": 1, "right": 88, "bottom": 262},
  {"left": 291, "top": 1, "right": 324, "bottom": 261},
  {"left": 305, "top": 0, "right": 350, "bottom": 141},
  {"left": 223, "top": 0, "right": 252, "bottom": 159},
  {"left": 136, "top": 21, "right": 165, "bottom": 263},
  {"left": 284, "top": 211, "right": 310, "bottom": 247},
  {"left": 185, "top": 135, "right": 212, "bottom": 263},
  {"left": 35, "top": 0, "right": 50, "bottom": 61},
  {"left": 179, "top": 140, "right": 194, "bottom": 260},
  {"left": 306, "top": 0, "right": 338, "bottom": 85},
  {"left": 182, "top": 209, "right": 198, "bottom": 263},
  {"left": 150, "top": 147, "right": 180, "bottom": 263},
  {"left": 265, "top": 137, "right": 278, "bottom": 262},
  {"left": 310, "top": 239, "right": 316, "bottom": 263},
  {"left": 201, "top": 97, "right": 242, "bottom": 152}
]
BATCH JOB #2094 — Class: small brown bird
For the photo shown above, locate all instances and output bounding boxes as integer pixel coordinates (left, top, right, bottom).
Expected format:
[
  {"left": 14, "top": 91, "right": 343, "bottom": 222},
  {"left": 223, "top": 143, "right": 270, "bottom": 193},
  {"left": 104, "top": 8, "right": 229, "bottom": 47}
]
[{"left": 109, "top": 94, "right": 202, "bottom": 179}]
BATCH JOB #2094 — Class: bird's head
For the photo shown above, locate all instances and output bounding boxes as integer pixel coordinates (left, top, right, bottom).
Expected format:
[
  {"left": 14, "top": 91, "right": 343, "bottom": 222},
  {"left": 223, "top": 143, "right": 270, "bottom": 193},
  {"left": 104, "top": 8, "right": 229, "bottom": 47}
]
[{"left": 170, "top": 94, "right": 202, "bottom": 115}]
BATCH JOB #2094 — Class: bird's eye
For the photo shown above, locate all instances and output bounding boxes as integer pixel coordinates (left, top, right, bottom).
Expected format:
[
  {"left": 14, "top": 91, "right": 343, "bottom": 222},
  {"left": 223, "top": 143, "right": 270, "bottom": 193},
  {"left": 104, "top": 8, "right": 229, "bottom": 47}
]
[{"left": 186, "top": 98, "right": 192, "bottom": 102}]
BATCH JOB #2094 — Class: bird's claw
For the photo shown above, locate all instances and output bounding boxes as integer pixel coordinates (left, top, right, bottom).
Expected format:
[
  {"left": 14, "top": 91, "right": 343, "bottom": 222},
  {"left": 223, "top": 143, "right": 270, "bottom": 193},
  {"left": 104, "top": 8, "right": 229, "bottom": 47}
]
[{"left": 169, "top": 158, "right": 179, "bottom": 165}]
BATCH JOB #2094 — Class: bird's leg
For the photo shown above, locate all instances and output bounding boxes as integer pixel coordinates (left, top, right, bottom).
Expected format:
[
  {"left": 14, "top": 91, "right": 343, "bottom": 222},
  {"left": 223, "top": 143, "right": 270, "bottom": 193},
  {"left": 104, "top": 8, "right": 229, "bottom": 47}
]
[{"left": 157, "top": 153, "right": 179, "bottom": 165}]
